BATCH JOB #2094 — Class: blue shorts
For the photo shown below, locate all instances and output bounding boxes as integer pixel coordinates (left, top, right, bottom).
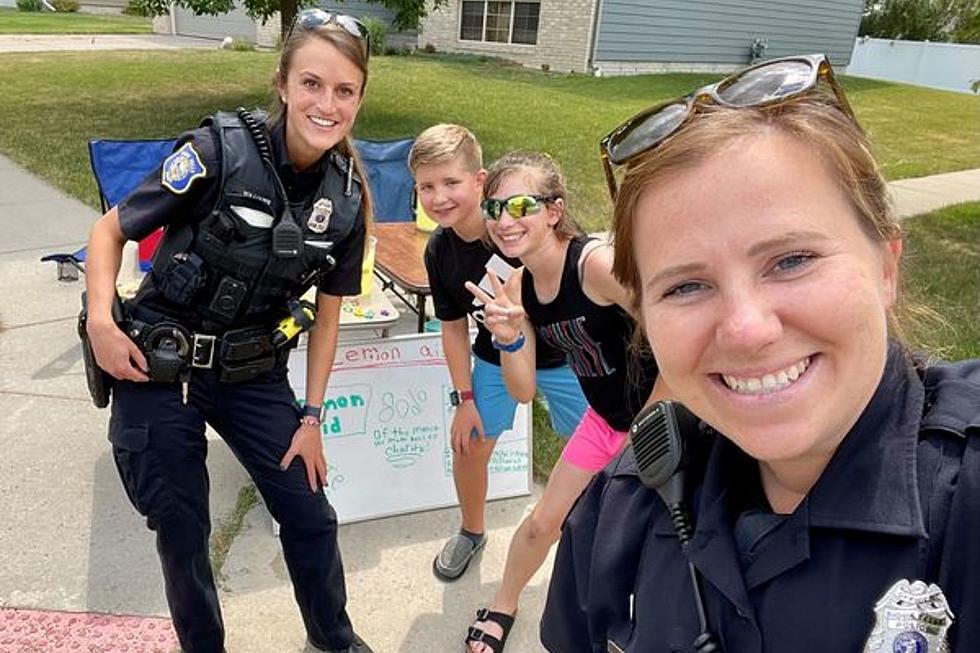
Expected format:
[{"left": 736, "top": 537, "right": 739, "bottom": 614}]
[{"left": 472, "top": 356, "right": 587, "bottom": 438}]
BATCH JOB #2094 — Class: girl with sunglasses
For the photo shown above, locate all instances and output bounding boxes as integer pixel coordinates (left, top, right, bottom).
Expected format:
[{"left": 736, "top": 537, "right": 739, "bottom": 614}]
[
  {"left": 541, "top": 56, "right": 980, "bottom": 652},
  {"left": 84, "top": 11, "right": 374, "bottom": 653},
  {"left": 464, "top": 151, "right": 663, "bottom": 653}
]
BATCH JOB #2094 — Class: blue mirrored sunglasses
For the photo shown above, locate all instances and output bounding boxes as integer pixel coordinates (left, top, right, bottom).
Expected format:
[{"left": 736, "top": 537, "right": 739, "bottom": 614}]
[{"left": 289, "top": 9, "right": 370, "bottom": 54}]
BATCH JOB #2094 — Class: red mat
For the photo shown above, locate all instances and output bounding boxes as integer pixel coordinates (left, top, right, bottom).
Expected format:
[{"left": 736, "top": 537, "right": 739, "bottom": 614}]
[{"left": 0, "top": 607, "right": 179, "bottom": 652}]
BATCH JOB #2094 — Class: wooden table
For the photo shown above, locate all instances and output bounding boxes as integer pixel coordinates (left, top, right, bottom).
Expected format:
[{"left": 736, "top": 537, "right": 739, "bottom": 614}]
[{"left": 372, "top": 222, "right": 432, "bottom": 333}]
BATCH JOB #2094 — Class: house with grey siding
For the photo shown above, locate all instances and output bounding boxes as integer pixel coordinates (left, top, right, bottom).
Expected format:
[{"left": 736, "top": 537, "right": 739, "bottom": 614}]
[
  {"left": 153, "top": 0, "right": 415, "bottom": 49},
  {"left": 419, "top": 0, "right": 864, "bottom": 74}
]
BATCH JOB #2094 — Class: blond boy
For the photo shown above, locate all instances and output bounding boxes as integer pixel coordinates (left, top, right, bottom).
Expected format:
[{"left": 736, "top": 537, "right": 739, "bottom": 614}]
[{"left": 411, "top": 125, "right": 587, "bottom": 580}]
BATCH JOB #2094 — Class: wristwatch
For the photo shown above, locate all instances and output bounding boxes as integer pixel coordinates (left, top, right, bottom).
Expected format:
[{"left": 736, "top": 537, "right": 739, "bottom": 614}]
[
  {"left": 300, "top": 403, "right": 323, "bottom": 422},
  {"left": 449, "top": 389, "right": 475, "bottom": 407}
]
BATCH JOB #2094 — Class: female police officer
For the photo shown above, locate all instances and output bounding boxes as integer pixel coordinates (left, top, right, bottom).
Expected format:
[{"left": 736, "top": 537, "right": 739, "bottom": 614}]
[
  {"left": 84, "top": 11, "right": 375, "bottom": 653},
  {"left": 541, "top": 55, "right": 980, "bottom": 652}
]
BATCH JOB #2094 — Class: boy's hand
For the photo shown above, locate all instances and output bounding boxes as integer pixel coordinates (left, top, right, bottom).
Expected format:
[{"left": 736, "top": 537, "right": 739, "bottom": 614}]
[{"left": 451, "top": 401, "right": 485, "bottom": 455}]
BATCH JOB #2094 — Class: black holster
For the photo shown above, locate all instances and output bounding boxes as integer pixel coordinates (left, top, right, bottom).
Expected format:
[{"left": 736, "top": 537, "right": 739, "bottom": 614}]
[{"left": 77, "top": 292, "right": 125, "bottom": 408}]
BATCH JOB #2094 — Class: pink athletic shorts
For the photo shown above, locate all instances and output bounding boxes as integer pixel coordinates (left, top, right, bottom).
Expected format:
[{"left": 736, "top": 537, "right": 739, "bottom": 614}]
[{"left": 560, "top": 406, "right": 628, "bottom": 472}]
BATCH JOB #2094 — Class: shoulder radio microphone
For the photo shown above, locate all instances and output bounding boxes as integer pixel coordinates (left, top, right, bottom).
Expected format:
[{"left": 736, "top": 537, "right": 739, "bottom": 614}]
[{"left": 630, "top": 400, "right": 723, "bottom": 653}]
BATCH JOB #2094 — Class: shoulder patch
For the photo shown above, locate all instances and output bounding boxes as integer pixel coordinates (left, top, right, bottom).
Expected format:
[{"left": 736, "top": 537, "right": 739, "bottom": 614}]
[{"left": 161, "top": 142, "right": 207, "bottom": 194}]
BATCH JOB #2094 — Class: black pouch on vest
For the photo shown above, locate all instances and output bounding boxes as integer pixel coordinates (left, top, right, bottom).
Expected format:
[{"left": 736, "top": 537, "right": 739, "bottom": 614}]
[{"left": 155, "top": 252, "right": 207, "bottom": 305}]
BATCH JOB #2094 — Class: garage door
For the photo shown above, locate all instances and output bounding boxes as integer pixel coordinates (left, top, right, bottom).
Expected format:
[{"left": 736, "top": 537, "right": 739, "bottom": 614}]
[{"left": 175, "top": 3, "right": 255, "bottom": 41}]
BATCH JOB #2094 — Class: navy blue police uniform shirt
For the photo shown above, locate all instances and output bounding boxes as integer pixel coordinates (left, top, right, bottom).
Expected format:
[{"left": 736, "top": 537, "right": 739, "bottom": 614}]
[
  {"left": 117, "top": 119, "right": 365, "bottom": 297},
  {"left": 423, "top": 225, "right": 566, "bottom": 369},
  {"left": 540, "top": 343, "right": 980, "bottom": 653}
]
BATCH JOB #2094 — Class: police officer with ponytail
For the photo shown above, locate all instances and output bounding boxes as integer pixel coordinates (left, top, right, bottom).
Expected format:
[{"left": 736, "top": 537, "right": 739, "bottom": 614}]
[{"left": 84, "top": 11, "right": 376, "bottom": 653}]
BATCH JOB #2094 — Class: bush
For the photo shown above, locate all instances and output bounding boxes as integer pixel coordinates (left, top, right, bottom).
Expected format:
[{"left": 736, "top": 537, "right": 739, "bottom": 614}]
[
  {"left": 229, "top": 37, "right": 255, "bottom": 51},
  {"left": 15, "top": 0, "right": 43, "bottom": 12},
  {"left": 123, "top": 0, "right": 150, "bottom": 16},
  {"left": 361, "top": 15, "right": 387, "bottom": 56},
  {"left": 50, "top": 0, "right": 80, "bottom": 12},
  {"left": 384, "top": 45, "right": 412, "bottom": 56}
]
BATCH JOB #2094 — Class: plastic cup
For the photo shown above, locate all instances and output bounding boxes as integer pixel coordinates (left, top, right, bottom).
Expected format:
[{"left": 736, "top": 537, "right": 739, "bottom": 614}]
[
  {"left": 415, "top": 199, "right": 438, "bottom": 233},
  {"left": 359, "top": 235, "right": 377, "bottom": 296}
]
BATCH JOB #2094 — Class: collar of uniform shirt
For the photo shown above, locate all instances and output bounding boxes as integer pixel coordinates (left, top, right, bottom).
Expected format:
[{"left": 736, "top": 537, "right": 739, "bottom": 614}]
[
  {"left": 269, "top": 116, "right": 332, "bottom": 178},
  {"left": 700, "top": 340, "right": 927, "bottom": 538}
]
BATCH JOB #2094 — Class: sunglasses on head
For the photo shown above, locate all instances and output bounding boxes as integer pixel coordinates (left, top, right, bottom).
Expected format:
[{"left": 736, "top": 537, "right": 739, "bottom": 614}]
[
  {"left": 599, "top": 53, "right": 855, "bottom": 198},
  {"left": 289, "top": 9, "right": 370, "bottom": 53},
  {"left": 482, "top": 194, "right": 557, "bottom": 221}
]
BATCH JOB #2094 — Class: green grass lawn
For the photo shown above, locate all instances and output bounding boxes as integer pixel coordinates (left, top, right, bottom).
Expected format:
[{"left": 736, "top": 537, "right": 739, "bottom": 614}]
[
  {"left": 902, "top": 201, "right": 980, "bottom": 362},
  {"left": 0, "top": 50, "right": 977, "bottom": 233},
  {"left": 0, "top": 50, "right": 975, "bottom": 479},
  {"left": 0, "top": 8, "right": 151, "bottom": 34}
]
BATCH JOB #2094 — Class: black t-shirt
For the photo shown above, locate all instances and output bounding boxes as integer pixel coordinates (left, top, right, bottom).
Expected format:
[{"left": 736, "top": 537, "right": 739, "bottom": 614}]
[
  {"left": 522, "top": 235, "right": 658, "bottom": 431},
  {"left": 117, "top": 117, "right": 364, "bottom": 297},
  {"left": 424, "top": 226, "right": 566, "bottom": 368}
]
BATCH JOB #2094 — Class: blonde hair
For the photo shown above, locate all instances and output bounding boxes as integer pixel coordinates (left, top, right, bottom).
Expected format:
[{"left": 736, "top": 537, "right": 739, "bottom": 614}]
[
  {"left": 409, "top": 123, "right": 483, "bottom": 174},
  {"left": 484, "top": 151, "right": 583, "bottom": 241},
  {"left": 270, "top": 22, "right": 373, "bottom": 226}
]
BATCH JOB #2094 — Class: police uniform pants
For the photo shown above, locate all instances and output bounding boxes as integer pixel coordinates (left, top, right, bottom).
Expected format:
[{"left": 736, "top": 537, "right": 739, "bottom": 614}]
[{"left": 109, "top": 366, "right": 354, "bottom": 653}]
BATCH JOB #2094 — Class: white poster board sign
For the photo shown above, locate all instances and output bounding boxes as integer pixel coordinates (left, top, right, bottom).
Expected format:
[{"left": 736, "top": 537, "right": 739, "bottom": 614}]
[{"left": 288, "top": 331, "right": 531, "bottom": 524}]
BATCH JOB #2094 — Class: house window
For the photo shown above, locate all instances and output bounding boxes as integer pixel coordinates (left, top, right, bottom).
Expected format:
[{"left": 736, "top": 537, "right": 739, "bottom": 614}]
[{"left": 459, "top": 1, "right": 541, "bottom": 45}]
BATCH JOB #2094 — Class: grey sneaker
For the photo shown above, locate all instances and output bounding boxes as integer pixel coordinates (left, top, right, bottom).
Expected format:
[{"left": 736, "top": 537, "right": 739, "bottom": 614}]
[{"left": 433, "top": 532, "right": 486, "bottom": 581}]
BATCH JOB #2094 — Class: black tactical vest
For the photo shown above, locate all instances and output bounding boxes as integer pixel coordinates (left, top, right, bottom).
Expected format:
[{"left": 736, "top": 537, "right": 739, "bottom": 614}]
[{"left": 130, "top": 111, "right": 362, "bottom": 332}]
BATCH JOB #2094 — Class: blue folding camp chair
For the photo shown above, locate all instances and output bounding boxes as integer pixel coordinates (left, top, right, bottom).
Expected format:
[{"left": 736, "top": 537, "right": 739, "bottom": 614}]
[
  {"left": 354, "top": 137, "right": 415, "bottom": 223},
  {"left": 41, "top": 138, "right": 177, "bottom": 280},
  {"left": 89, "top": 138, "right": 179, "bottom": 215}
]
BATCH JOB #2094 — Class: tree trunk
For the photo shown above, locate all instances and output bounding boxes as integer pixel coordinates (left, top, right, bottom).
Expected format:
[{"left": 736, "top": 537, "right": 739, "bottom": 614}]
[{"left": 280, "top": 0, "right": 298, "bottom": 43}]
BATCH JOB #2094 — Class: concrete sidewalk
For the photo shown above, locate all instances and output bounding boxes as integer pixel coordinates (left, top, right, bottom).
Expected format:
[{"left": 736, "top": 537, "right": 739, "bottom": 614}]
[
  {"left": 1, "top": 150, "right": 979, "bottom": 653},
  {"left": 889, "top": 168, "right": 980, "bottom": 219},
  {"left": 0, "top": 34, "right": 220, "bottom": 53}
]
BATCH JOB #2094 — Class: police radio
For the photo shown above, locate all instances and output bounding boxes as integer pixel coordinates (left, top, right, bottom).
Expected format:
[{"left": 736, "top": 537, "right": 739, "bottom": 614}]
[
  {"left": 237, "top": 107, "right": 304, "bottom": 259},
  {"left": 272, "top": 206, "right": 304, "bottom": 258},
  {"left": 630, "top": 401, "right": 723, "bottom": 653}
]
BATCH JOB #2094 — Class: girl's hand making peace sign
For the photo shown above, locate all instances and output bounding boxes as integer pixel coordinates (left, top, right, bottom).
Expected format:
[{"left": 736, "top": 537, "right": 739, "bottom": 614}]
[{"left": 465, "top": 268, "right": 526, "bottom": 345}]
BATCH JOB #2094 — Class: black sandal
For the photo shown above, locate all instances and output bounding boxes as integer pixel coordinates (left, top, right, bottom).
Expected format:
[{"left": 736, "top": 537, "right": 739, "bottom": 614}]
[{"left": 464, "top": 608, "right": 515, "bottom": 653}]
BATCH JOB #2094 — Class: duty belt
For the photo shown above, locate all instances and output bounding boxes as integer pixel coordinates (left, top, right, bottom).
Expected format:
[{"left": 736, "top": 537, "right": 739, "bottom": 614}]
[{"left": 126, "top": 307, "right": 288, "bottom": 385}]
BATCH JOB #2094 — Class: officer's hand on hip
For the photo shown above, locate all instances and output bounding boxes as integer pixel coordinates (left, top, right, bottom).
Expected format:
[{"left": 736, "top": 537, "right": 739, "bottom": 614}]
[
  {"left": 280, "top": 422, "right": 328, "bottom": 492},
  {"left": 87, "top": 318, "right": 149, "bottom": 382}
]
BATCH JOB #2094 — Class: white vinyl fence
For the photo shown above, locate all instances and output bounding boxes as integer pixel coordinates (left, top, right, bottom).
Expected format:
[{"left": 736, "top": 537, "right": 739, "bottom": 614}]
[{"left": 847, "top": 36, "right": 980, "bottom": 95}]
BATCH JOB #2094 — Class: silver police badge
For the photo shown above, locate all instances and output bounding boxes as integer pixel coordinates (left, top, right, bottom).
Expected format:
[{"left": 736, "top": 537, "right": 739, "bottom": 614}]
[
  {"left": 307, "top": 197, "right": 333, "bottom": 234},
  {"left": 863, "top": 579, "right": 954, "bottom": 653}
]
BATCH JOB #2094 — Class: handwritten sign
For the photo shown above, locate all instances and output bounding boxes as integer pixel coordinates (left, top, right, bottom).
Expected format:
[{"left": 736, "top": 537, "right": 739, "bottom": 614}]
[{"left": 289, "top": 331, "right": 531, "bottom": 523}]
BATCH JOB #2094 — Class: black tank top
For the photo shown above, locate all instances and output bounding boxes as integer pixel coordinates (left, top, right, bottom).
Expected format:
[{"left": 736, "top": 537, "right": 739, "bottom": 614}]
[{"left": 521, "top": 236, "right": 657, "bottom": 431}]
